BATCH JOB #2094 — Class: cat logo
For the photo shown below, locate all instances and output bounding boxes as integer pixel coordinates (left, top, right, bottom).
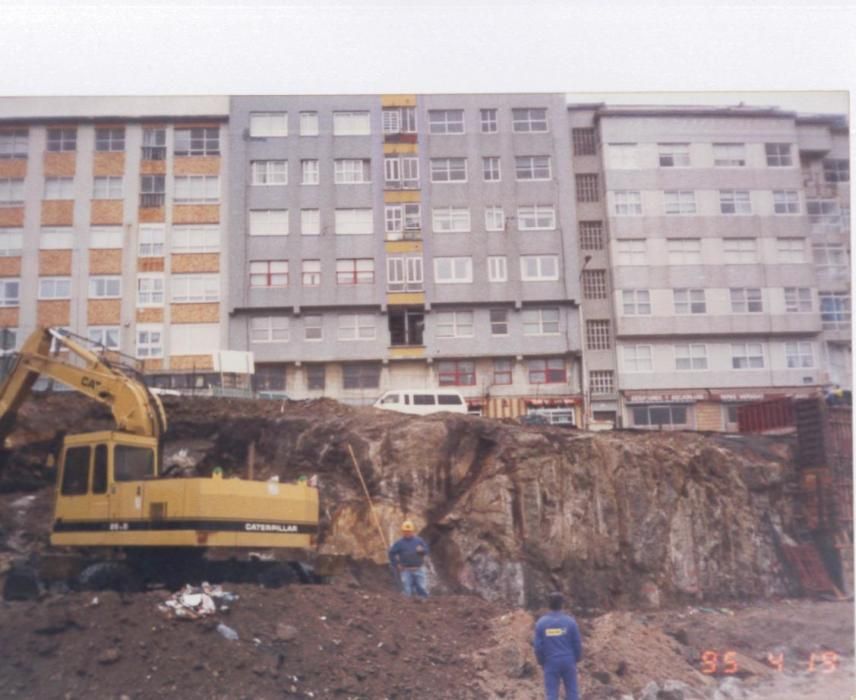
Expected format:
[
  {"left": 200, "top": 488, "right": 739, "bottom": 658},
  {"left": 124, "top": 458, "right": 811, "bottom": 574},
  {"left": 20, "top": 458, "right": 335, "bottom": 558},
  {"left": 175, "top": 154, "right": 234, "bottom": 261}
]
[{"left": 545, "top": 628, "right": 565, "bottom": 637}]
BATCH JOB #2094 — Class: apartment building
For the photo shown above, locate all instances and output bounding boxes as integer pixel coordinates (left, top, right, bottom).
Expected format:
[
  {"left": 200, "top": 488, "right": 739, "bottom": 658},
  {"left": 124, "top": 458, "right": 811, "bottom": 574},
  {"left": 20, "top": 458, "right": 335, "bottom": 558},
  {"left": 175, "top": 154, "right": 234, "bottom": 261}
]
[
  {"left": 0, "top": 97, "right": 230, "bottom": 386},
  {"left": 227, "top": 94, "right": 584, "bottom": 423},
  {"left": 567, "top": 104, "right": 850, "bottom": 431}
]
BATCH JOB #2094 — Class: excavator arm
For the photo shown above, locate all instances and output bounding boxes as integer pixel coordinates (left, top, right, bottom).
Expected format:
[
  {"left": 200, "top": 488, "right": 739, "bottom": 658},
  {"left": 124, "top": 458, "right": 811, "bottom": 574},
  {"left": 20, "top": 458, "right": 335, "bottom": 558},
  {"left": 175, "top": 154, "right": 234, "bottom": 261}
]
[{"left": 0, "top": 327, "right": 166, "bottom": 446}]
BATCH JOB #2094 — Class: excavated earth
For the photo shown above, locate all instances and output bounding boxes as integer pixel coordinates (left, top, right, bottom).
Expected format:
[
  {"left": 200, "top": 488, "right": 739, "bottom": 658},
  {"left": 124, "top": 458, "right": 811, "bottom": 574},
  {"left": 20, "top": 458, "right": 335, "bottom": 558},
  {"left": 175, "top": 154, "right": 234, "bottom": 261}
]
[{"left": 0, "top": 394, "right": 852, "bottom": 699}]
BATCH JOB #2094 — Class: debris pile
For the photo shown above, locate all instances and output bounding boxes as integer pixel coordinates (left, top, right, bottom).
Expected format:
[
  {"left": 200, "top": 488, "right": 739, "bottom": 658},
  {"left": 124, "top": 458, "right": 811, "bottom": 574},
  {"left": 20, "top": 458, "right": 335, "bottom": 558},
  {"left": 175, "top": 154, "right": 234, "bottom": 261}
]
[{"left": 158, "top": 583, "right": 239, "bottom": 620}]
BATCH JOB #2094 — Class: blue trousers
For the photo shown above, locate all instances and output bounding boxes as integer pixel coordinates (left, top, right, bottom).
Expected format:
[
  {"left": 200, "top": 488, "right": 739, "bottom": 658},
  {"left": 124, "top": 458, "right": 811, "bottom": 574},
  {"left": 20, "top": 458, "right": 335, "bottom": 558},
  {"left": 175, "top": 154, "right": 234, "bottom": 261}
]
[
  {"left": 543, "top": 656, "right": 578, "bottom": 700},
  {"left": 399, "top": 568, "right": 428, "bottom": 597}
]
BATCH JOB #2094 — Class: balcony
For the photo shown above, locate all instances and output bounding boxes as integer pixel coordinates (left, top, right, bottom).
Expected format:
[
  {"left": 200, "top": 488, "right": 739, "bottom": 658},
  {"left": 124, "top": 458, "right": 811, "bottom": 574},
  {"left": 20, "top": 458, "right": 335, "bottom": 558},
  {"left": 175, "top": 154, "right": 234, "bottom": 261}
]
[
  {"left": 142, "top": 146, "right": 167, "bottom": 161},
  {"left": 385, "top": 229, "right": 422, "bottom": 242},
  {"left": 140, "top": 193, "right": 165, "bottom": 208}
]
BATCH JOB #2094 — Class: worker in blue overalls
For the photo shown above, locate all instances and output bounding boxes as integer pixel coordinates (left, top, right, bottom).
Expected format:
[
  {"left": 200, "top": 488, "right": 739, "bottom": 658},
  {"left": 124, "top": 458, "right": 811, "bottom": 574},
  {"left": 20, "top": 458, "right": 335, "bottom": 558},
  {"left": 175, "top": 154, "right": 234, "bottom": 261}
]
[
  {"left": 533, "top": 592, "right": 583, "bottom": 700},
  {"left": 388, "top": 520, "right": 430, "bottom": 597}
]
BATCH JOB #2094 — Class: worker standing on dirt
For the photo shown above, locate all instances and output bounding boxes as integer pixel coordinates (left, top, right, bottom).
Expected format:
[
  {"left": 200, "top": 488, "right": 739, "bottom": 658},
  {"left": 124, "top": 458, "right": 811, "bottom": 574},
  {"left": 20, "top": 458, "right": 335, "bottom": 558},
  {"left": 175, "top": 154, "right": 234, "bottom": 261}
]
[
  {"left": 388, "top": 520, "right": 430, "bottom": 598},
  {"left": 533, "top": 592, "right": 583, "bottom": 700}
]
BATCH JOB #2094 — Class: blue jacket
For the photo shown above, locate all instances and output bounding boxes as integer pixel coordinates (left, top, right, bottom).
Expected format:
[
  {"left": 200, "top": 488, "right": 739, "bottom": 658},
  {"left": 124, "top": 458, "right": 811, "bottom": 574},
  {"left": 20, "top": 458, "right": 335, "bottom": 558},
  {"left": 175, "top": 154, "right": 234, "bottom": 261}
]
[
  {"left": 388, "top": 536, "right": 429, "bottom": 568},
  {"left": 533, "top": 611, "right": 583, "bottom": 666}
]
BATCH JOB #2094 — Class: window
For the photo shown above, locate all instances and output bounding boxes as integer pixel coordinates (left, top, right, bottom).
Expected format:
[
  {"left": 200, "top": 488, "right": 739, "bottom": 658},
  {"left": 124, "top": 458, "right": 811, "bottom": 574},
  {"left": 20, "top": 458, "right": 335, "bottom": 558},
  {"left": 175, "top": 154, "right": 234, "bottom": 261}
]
[
  {"left": 528, "top": 358, "right": 565, "bottom": 384},
  {"left": 667, "top": 238, "right": 702, "bottom": 265},
  {"left": 490, "top": 309, "right": 508, "bottom": 335},
  {"left": 675, "top": 344, "right": 707, "bottom": 370},
  {"left": 428, "top": 109, "right": 464, "bottom": 134},
  {"left": 773, "top": 190, "right": 800, "bottom": 214},
  {"left": 522, "top": 308, "right": 559, "bottom": 335},
  {"left": 333, "top": 111, "right": 370, "bottom": 135},
  {"left": 46, "top": 128, "right": 76, "bottom": 152},
  {"left": 616, "top": 239, "right": 646, "bottom": 266},
  {"left": 730, "top": 288, "right": 763, "bottom": 313},
  {"left": 590, "top": 370, "right": 614, "bottom": 395},
  {"left": 520, "top": 255, "right": 559, "bottom": 281},
  {"left": 386, "top": 256, "right": 423, "bottom": 292},
  {"left": 433, "top": 207, "right": 471, "bottom": 233},
  {"left": 765, "top": 143, "right": 792, "bottom": 167},
  {"left": 438, "top": 360, "right": 476, "bottom": 386},
  {"left": 0, "top": 178, "right": 24, "bottom": 205},
  {"left": 172, "top": 274, "right": 220, "bottom": 302},
  {"left": 382, "top": 107, "right": 416, "bottom": 135},
  {"left": 613, "top": 190, "right": 642, "bottom": 216},
  {"left": 785, "top": 341, "right": 814, "bottom": 369},
  {"left": 342, "top": 363, "right": 381, "bottom": 389},
  {"left": 44, "top": 177, "right": 73, "bottom": 199},
  {"left": 713, "top": 143, "right": 746, "bottom": 167},
  {"left": 0, "top": 129, "right": 27, "bottom": 159},
  {"left": 249, "top": 261, "right": 288, "bottom": 288},
  {"left": 137, "top": 276, "right": 164, "bottom": 306},
  {"left": 0, "top": 279, "right": 20, "bottom": 307},
  {"left": 819, "top": 293, "right": 850, "bottom": 329},
  {"left": 301, "top": 260, "right": 321, "bottom": 287},
  {"left": 334, "top": 159, "right": 371, "bottom": 184},
  {"left": 88, "top": 326, "right": 119, "bottom": 350},
  {"left": 384, "top": 203, "right": 421, "bottom": 236},
  {"left": 89, "top": 226, "right": 122, "bottom": 249},
  {"left": 93, "top": 176, "right": 122, "bottom": 199},
  {"left": 174, "top": 127, "right": 218, "bottom": 156},
  {"left": 623, "top": 345, "right": 653, "bottom": 372},
  {"left": 0, "top": 229, "right": 22, "bottom": 256},
  {"left": 301, "top": 159, "right": 319, "bottom": 185},
  {"left": 138, "top": 225, "right": 165, "bottom": 257},
  {"left": 488, "top": 255, "right": 507, "bottom": 282},
  {"left": 516, "top": 155, "right": 551, "bottom": 180},
  {"left": 172, "top": 225, "right": 219, "bottom": 253},
  {"left": 169, "top": 324, "right": 220, "bottom": 357},
  {"left": 674, "top": 288, "right": 706, "bottom": 314},
  {"left": 512, "top": 108, "right": 547, "bottom": 133},
  {"left": 299, "top": 112, "right": 319, "bottom": 136},
  {"left": 722, "top": 238, "right": 757, "bottom": 264},
  {"left": 39, "top": 227, "right": 73, "bottom": 250},
  {"left": 140, "top": 174, "right": 165, "bottom": 207},
  {"left": 777, "top": 238, "right": 806, "bottom": 263},
  {"left": 586, "top": 320, "right": 611, "bottom": 350},
  {"left": 250, "top": 112, "right": 288, "bottom": 137},
  {"left": 249, "top": 209, "right": 288, "bottom": 236},
  {"left": 493, "top": 359, "right": 512, "bottom": 385},
  {"left": 301, "top": 209, "right": 321, "bottom": 236},
  {"left": 575, "top": 174, "right": 599, "bottom": 202},
  {"left": 664, "top": 190, "right": 696, "bottom": 215},
  {"left": 632, "top": 405, "right": 688, "bottom": 428},
  {"left": 434, "top": 257, "right": 473, "bottom": 284},
  {"left": 732, "top": 343, "right": 764, "bottom": 369},
  {"left": 823, "top": 159, "right": 849, "bottom": 183},
  {"left": 430, "top": 157, "right": 467, "bottom": 182},
  {"left": 622, "top": 289, "right": 651, "bottom": 315},
  {"left": 253, "top": 365, "right": 286, "bottom": 392},
  {"left": 435, "top": 311, "right": 473, "bottom": 338},
  {"left": 813, "top": 243, "right": 848, "bottom": 276},
  {"left": 336, "top": 258, "right": 374, "bottom": 285},
  {"left": 174, "top": 175, "right": 219, "bottom": 203},
  {"left": 658, "top": 143, "right": 690, "bottom": 167},
  {"left": 384, "top": 156, "right": 419, "bottom": 188},
  {"left": 38, "top": 277, "right": 71, "bottom": 300},
  {"left": 304, "top": 315, "right": 323, "bottom": 341},
  {"left": 806, "top": 199, "right": 842, "bottom": 232},
  {"left": 142, "top": 128, "right": 166, "bottom": 160},
  {"left": 334, "top": 208, "right": 373, "bottom": 235},
  {"left": 517, "top": 204, "right": 555, "bottom": 230},
  {"left": 579, "top": 221, "right": 603, "bottom": 250},
  {"left": 484, "top": 205, "right": 505, "bottom": 231},
  {"left": 480, "top": 109, "right": 498, "bottom": 133},
  {"left": 581, "top": 270, "right": 607, "bottom": 299},
  {"left": 338, "top": 314, "right": 376, "bottom": 341},
  {"left": 482, "top": 156, "right": 501, "bottom": 181},
  {"left": 572, "top": 128, "right": 596, "bottom": 155},
  {"left": 784, "top": 287, "right": 812, "bottom": 313},
  {"left": 719, "top": 189, "right": 752, "bottom": 215},
  {"left": 60, "top": 446, "right": 90, "bottom": 496},
  {"left": 251, "top": 160, "right": 287, "bottom": 185},
  {"left": 607, "top": 143, "right": 638, "bottom": 169},
  {"left": 306, "top": 365, "right": 325, "bottom": 390}
]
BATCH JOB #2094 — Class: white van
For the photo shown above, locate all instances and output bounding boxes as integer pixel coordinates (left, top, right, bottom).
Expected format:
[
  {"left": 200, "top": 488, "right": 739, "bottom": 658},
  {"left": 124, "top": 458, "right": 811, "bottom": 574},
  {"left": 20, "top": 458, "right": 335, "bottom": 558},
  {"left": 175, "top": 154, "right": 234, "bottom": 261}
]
[{"left": 373, "top": 389, "right": 468, "bottom": 415}]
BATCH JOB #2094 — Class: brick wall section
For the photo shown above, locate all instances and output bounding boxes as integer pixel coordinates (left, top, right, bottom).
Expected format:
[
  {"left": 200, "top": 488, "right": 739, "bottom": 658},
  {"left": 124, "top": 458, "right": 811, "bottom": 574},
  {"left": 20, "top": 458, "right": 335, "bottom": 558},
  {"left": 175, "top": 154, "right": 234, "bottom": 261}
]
[
  {"left": 0, "top": 160, "right": 26, "bottom": 178},
  {"left": 174, "top": 156, "right": 220, "bottom": 176},
  {"left": 90, "top": 200, "right": 123, "bottom": 224},
  {"left": 173, "top": 205, "right": 219, "bottom": 225},
  {"left": 43, "top": 152, "right": 76, "bottom": 177},
  {"left": 41, "top": 200, "right": 74, "bottom": 226},
  {"left": 87, "top": 299, "right": 121, "bottom": 324},
  {"left": 138, "top": 257, "right": 165, "bottom": 273},
  {"left": 170, "top": 355, "right": 214, "bottom": 371},
  {"left": 0, "top": 308, "right": 19, "bottom": 327},
  {"left": 171, "top": 253, "right": 219, "bottom": 273},
  {"left": 695, "top": 402, "right": 723, "bottom": 431},
  {"left": 0, "top": 208, "right": 24, "bottom": 227},
  {"left": 170, "top": 303, "right": 219, "bottom": 323},
  {"left": 137, "top": 307, "right": 164, "bottom": 323},
  {"left": 89, "top": 249, "right": 122, "bottom": 274},
  {"left": 0, "top": 258, "right": 21, "bottom": 277},
  {"left": 139, "top": 206, "right": 165, "bottom": 223},
  {"left": 93, "top": 152, "right": 125, "bottom": 176},
  {"left": 37, "top": 300, "right": 70, "bottom": 326},
  {"left": 39, "top": 250, "right": 72, "bottom": 276},
  {"left": 140, "top": 160, "right": 166, "bottom": 175},
  {"left": 141, "top": 358, "right": 164, "bottom": 371}
]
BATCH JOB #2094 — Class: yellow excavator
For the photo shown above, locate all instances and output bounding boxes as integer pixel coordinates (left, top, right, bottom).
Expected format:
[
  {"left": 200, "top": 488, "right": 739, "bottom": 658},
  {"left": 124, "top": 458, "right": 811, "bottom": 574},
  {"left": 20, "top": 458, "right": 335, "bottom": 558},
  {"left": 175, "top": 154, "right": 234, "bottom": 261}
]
[{"left": 1, "top": 327, "right": 331, "bottom": 594}]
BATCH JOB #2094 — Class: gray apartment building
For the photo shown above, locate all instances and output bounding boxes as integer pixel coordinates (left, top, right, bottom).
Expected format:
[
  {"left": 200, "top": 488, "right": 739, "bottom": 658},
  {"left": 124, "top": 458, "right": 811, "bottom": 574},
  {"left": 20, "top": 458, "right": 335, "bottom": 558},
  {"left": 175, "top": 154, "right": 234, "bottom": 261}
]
[{"left": 226, "top": 93, "right": 585, "bottom": 423}]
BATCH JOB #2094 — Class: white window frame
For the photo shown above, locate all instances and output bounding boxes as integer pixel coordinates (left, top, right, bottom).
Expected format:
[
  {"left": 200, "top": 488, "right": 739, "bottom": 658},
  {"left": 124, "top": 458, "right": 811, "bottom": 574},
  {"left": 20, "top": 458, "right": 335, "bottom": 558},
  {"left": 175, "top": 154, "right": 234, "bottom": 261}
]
[
  {"left": 719, "top": 189, "right": 752, "bottom": 215},
  {"left": 658, "top": 143, "right": 690, "bottom": 168},
  {"left": 138, "top": 225, "right": 165, "bottom": 257},
  {"left": 813, "top": 243, "right": 848, "bottom": 277},
  {"left": 384, "top": 204, "right": 421, "bottom": 236},
  {"left": 484, "top": 206, "right": 505, "bottom": 232},
  {"left": 337, "top": 314, "right": 376, "bottom": 341},
  {"left": 428, "top": 109, "right": 464, "bottom": 135},
  {"left": 384, "top": 156, "right": 419, "bottom": 189},
  {"left": 622, "top": 289, "right": 651, "bottom": 315},
  {"left": 382, "top": 107, "right": 417, "bottom": 135},
  {"left": 300, "top": 209, "right": 321, "bottom": 236},
  {"left": 137, "top": 275, "right": 164, "bottom": 307},
  {"left": 434, "top": 257, "right": 473, "bottom": 284},
  {"left": 517, "top": 204, "right": 556, "bottom": 231},
  {"left": 136, "top": 325, "right": 163, "bottom": 358},
  {"left": 0, "top": 178, "right": 24, "bottom": 204},
  {"left": 430, "top": 157, "right": 467, "bottom": 183},
  {"left": 251, "top": 160, "right": 288, "bottom": 186},
  {"left": 432, "top": 207, "right": 471, "bottom": 233},
  {"left": 731, "top": 342, "right": 765, "bottom": 369},
  {"left": 172, "top": 225, "right": 220, "bottom": 254},
  {"left": 713, "top": 143, "right": 746, "bottom": 167},
  {"left": 250, "top": 112, "right": 288, "bottom": 137},
  {"left": 334, "top": 208, "right": 373, "bottom": 235},
  {"left": 664, "top": 190, "right": 697, "bottom": 215},
  {"left": 520, "top": 255, "right": 559, "bottom": 281},
  {"left": 299, "top": 112, "right": 319, "bottom": 136},
  {"left": 301, "top": 259, "right": 321, "bottom": 287},
  {"left": 616, "top": 239, "right": 647, "bottom": 266},
  {"left": 488, "top": 255, "right": 507, "bottom": 282},
  {"left": 44, "top": 177, "right": 74, "bottom": 200},
  {"left": 301, "top": 159, "right": 320, "bottom": 185},
  {"left": 0, "top": 130, "right": 27, "bottom": 159},
  {"left": 480, "top": 108, "right": 498, "bottom": 133},
  {"left": 171, "top": 274, "right": 220, "bottom": 303},
  {"left": 303, "top": 314, "right": 323, "bottom": 341},
  {"left": 39, "top": 227, "right": 74, "bottom": 250},
  {"left": 332, "top": 111, "right": 371, "bottom": 136},
  {"left": 730, "top": 287, "right": 764, "bottom": 313},
  {"left": 722, "top": 238, "right": 757, "bottom": 264},
  {"left": 435, "top": 311, "right": 474, "bottom": 339},
  {"left": 674, "top": 344, "right": 708, "bottom": 371},
  {"left": 773, "top": 190, "right": 800, "bottom": 215},
  {"left": 89, "top": 226, "right": 122, "bottom": 249},
  {"left": 765, "top": 143, "right": 793, "bottom": 167},
  {"left": 93, "top": 176, "right": 123, "bottom": 199},
  {"left": 607, "top": 143, "right": 638, "bottom": 169},
  {"left": 482, "top": 156, "right": 501, "bottom": 181},
  {"left": 522, "top": 308, "right": 560, "bottom": 336},
  {"left": 249, "top": 209, "right": 289, "bottom": 236},
  {"left": 785, "top": 341, "right": 814, "bottom": 369},
  {"left": 0, "top": 228, "right": 22, "bottom": 256},
  {"left": 511, "top": 108, "right": 548, "bottom": 133},
  {"left": 515, "top": 155, "right": 552, "bottom": 180},
  {"left": 667, "top": 238, "right": 702, "bottom": 265},
  {"left": 784, "top": 287, "right": 812, "bottom": 313},
  {"left": 623, "top": 344, "right": 654, "bottom": 372},
  {"left": 674, "top": 288, "right": 706, "bottom": 314},
  {"left": 490, "top": 309, "right": 509, "bottom": 336},
  {"left": 38, "top": 276, "right": 71, "bottom": 300},
  {"left": 777, "top": 238, "right": 807, "bottom": 263},
  {"left": 174, "top": 175, "right": 219, "bottom": 204},
  {"left": 334, "top": 159, "right": 371, "bottom": 184},
  {"left": 613, "top": 190, "right": 642, "bottom": 216},
  {"left": 88, "top": 326, "right": 120, "bottom": 350},
  {"left": 0, "top": 279, "right": 20, "bottom": 307},
  {"left": 250, "top": 316, "right": 290, "bottom": 343}
]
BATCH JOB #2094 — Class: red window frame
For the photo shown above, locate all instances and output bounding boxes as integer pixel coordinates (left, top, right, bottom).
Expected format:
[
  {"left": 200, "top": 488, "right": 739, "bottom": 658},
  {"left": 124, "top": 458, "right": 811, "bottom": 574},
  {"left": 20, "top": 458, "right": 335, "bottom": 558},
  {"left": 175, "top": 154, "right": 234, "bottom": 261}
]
[
  {"left": 438, "top": 360, "right": 476, "bottom": 386},
  {"left": 493, "top": 359, "right": 512, "bottom": 385},
  {"left": 250, "top": 260, "right": 288, "bottom": 288},
  {"left": 528, "top": 358, "right": 566, "bottom": 384},
  {"left": 336, "top": 259, "right": 375, "bottom": 285}
]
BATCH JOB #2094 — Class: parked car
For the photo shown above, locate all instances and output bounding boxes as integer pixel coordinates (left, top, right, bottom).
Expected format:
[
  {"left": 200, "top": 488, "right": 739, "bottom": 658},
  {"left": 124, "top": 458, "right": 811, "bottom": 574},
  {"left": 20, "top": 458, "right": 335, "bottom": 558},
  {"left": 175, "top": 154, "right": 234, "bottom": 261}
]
[{"left": 373, "top": 390, "right": 468, "bottom": 416}]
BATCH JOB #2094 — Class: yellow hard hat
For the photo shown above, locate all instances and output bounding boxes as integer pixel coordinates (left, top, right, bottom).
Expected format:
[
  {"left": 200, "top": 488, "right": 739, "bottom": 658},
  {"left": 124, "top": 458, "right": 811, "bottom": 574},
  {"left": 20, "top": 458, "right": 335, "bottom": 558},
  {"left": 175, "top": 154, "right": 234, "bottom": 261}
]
[{"left": 401, "top": 520, "right": 415, "bottom": 533}]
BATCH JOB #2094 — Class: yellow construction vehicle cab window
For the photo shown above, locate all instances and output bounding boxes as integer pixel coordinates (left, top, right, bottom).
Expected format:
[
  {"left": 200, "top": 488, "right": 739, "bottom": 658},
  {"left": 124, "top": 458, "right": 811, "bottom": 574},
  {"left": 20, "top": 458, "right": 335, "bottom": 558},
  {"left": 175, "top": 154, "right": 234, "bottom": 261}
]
[
  {"left": 60, "top": 446, "right": 90, "bottom": 495},
  {"left": 92, "top": 444, "right": 108, "bottom": 494},
  {"left": 114, "top": 445, "right": 155, "bottom": 481}
]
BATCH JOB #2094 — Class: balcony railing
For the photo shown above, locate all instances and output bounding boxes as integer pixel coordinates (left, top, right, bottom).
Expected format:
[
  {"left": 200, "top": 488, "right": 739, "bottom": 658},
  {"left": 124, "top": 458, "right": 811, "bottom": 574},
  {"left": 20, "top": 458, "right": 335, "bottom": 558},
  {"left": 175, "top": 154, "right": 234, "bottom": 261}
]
[
  {"left": 142, "top": 146, "right": 167, "bottom": 161},
  {"left": 140, "top": 192, "right": 165, "bottom": 208}
]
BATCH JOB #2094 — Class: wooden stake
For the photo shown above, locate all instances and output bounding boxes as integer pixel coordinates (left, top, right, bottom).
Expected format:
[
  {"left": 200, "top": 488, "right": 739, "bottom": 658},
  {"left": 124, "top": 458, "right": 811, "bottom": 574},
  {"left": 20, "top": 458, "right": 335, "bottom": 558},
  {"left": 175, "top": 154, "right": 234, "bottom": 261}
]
[
  {"left": 247, "top": 441, "right": 256, "bottom": 481},
  {"left": 347, "top": 443, "right": 389, "bottom": 550}
]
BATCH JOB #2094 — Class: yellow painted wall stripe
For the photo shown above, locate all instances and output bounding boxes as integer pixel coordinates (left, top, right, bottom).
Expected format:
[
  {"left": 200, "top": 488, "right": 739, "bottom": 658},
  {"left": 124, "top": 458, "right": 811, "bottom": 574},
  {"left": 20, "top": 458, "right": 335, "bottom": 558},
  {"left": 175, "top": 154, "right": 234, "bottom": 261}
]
[{"left": 381, "top": 95, "right": 417, "bottom": 107}]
